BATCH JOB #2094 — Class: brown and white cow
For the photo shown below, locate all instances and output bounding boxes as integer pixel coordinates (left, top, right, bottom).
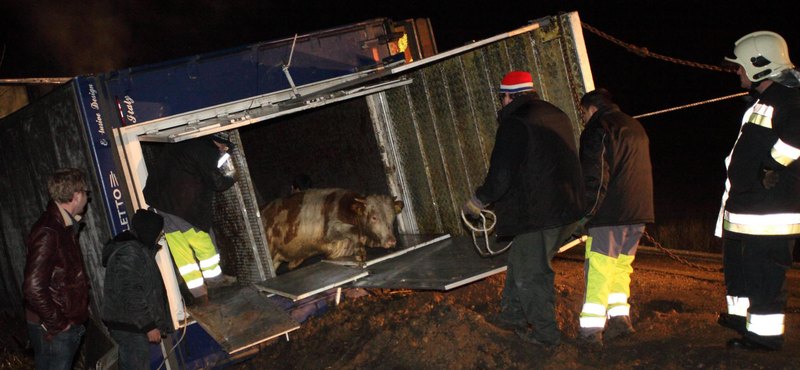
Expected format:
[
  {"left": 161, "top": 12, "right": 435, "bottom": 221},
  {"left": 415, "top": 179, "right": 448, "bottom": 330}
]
[{"left": 261, "top": 188, "right": 404, "bottom": 270}]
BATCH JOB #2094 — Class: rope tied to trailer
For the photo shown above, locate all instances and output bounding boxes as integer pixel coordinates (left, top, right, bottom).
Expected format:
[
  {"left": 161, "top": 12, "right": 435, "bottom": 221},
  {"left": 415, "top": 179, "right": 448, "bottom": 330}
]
[
  {"left": 642, "top": 231, "right": 722, "bottom": 273},
  {"left": 580, "top": 22, "right": 736, "bottom": 73},
  {"left": 633, "top": 92, "right": 749, "bottom": 119}
]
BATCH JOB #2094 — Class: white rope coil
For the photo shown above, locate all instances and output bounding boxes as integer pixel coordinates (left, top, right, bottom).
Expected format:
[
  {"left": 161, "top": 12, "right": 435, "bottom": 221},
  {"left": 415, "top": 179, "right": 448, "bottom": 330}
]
[{"left": 461, "top": 209, "right": 512, "bottom": 257}]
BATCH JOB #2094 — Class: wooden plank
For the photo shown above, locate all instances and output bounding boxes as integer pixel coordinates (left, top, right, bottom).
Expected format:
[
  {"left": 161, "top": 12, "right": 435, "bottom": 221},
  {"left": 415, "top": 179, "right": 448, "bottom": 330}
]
[
  {"left": 253, "top": 262, "right": 368, "bottom": 301},
  {"left": 187, "top": 285, "right": 299, "bottom": 354},
  {"left": 351, "top": 236, "right": 508, "bottom": 291},
  {"left": 325, "top": 234, "right": 450, "bottom": 267}
]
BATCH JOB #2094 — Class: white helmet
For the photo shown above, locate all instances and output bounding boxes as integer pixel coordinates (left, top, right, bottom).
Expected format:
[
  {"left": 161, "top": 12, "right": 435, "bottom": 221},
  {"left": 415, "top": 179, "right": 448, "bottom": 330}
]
[{"left": 725, "top": 31, "right": 794, "bottom": 82}]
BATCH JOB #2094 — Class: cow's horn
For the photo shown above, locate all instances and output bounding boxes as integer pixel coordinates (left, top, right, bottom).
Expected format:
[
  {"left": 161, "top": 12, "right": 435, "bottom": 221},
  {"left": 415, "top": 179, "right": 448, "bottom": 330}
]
[{"left": 355, "top": 198, "right": 367, "bottom": 204}]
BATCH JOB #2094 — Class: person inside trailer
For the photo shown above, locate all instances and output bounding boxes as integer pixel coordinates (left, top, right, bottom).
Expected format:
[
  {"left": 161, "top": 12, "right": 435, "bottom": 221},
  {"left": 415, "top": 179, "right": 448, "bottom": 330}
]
[{"left": 143, "top": 132, "right": 238, "bottom": 305}]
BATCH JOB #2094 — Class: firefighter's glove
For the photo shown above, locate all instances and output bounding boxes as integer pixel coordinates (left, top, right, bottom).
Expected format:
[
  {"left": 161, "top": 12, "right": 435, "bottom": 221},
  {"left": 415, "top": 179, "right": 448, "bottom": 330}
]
[
  {"left": 462, "top": 196, "right": 485, "bottom": 218},
  {"left": 763, "top": 169, "right": 779, "bottom": 189}
]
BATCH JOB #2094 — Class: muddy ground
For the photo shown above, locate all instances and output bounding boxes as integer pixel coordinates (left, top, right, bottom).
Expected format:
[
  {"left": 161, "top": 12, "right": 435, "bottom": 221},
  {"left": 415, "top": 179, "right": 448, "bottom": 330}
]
[
  {"left": 1, "top": 247, "right": 797, "bottom": 369},
  {"left": 237, "top": 248, "right": 799, "bottom": 370}
]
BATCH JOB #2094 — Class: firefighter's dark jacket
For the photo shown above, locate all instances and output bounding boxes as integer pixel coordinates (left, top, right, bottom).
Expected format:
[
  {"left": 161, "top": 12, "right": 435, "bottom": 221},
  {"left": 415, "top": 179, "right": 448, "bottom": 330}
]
[
  {"left": 102, "top": 231, "right": 172, "bottom": 334},
  {"left": 476, "top": 95, "right": 585, "bottom": 236},
  {"left": 143, "top": 138, "right": 235, "bottom": 232},
  {"left": 724, "top": 82, "right": 800, "bottom": 237},
  {"left": 23, "top": 201, "right": 89, "bottom": 337},
  {"left": 580, "top": 104, "right": 654, "bottom": 227}
]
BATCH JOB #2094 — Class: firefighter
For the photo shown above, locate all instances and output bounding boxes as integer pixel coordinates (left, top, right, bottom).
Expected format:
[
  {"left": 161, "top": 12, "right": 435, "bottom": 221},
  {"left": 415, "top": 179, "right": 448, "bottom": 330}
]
[{"left": 716, "top": 31, "right": 800, "bottom": 351}]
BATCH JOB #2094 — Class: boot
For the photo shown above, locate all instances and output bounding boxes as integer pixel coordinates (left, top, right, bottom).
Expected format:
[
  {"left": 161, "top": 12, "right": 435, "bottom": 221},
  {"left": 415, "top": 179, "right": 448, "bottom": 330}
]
[
  {"left": 605, "top": 316, "right": 635, "bottom": 340},
  {"left": 485, "top": 313, "right": 527, "bottom": 331},
  {"left": 717, "top": 312, "right": 746, "bottom": 335},
  {"left": 191, "top": 295, "right": 209, "bottom": 307},
  {"left": 515, "top": 327, "right": 560, "bottom": 348},
  {"left": 577, "top": 329, "right": 603, "bottom": 349},
  {"left": 206, "top": 274, "right": 237, "bottom": 290},
  {"left": 726, "top": 336, "right": 778, "bottom": 352}
]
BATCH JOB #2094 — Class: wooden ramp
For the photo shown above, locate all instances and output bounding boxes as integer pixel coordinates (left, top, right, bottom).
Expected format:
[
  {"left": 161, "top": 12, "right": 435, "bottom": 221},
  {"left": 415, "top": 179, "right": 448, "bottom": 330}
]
[
  {"left": 352, "top": 236, "right": 508, "bottom": 290},
  {"left": 187, "top": 285, "right": 299, "bottom": 354}
]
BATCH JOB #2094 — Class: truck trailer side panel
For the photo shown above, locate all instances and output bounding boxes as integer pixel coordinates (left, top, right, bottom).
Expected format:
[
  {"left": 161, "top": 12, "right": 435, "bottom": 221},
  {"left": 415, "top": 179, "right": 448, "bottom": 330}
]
[
  {"left": 0, "top": 81, "right": 113, "bottom": 317},
  {"left": 373, "top": 13, "right": 592, "bottom": 236}
]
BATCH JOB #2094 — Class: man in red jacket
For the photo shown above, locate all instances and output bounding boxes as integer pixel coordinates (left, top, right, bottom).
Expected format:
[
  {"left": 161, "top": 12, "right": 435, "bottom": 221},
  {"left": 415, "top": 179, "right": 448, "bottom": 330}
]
[{"left": 23, "top": 168, "right": 91, "bottom": 370}]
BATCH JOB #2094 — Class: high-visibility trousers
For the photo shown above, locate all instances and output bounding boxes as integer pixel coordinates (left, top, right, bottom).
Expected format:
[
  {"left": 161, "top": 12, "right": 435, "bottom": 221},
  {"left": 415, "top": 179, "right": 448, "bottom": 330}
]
[
  {"left": 155, "top": 210, "right": 223, "bottom": 298},
  {"left": 165, "top": 229, "right": 222, "bottom": 298},
  {"left": 580, "top": 224, "right": 644, "bottom": 332}
]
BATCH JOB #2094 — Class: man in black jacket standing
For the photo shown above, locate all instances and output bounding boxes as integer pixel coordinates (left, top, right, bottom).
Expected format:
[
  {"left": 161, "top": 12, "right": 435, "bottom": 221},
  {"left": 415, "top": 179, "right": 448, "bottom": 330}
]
[
  {"left": 143, "top": 132, "right": 237, "bottom": 304},
  {"left": 103, "top": 209, "right": 172, "bottom": 370},
  {"left": 576, "top": 89, "right": 654, "bottom": 347},
  {"left": 716, "top": 31, "right": 800, "bottom": 352},
  {"left": 463, "top": 71, "right": 584, "bottom": 348}
]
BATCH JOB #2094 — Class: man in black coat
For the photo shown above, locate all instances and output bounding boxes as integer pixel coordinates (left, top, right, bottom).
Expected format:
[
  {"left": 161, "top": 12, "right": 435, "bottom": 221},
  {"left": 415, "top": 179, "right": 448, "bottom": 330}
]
[
  {"left": 103, "top": 209, "right": 173, "bottom": 370},
  {"left": 576, "top": 88, "right": 654, "bottom": 347},
  {"left": 463, "top": 71, "right": 584, "bottom": 347},
  {"left": 143, "top": 132, "right": 237, "bottom": 303}
]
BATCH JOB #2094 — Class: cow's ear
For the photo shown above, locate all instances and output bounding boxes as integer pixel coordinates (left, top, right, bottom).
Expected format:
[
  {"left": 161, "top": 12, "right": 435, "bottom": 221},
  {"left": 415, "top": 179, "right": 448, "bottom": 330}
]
[
  {"left": 352, "top": 199, "right": 367, "bottom": 216},
  {"left": 394, "top": 200, "right": 404, "bottom": 214}
]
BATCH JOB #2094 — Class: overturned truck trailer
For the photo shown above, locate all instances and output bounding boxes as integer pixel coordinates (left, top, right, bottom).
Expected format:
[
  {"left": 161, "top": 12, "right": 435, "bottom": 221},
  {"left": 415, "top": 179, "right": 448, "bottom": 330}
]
[{"left": 0, "top": 12, "right": 592, "bottom": 369}]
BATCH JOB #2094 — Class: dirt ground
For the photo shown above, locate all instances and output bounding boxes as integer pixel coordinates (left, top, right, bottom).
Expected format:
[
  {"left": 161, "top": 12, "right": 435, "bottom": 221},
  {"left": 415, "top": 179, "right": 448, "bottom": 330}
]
[
  {"left": 1, "top": 248, "right": 797, "bottom": 369},
  {"left": 237, "top": 248, "right": 800, "bottom": 370}
]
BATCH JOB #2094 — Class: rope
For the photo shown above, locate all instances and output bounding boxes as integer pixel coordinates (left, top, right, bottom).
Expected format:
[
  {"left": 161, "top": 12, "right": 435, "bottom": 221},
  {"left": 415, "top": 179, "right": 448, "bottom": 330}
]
[
  {"left": 633, "top": 92, "right": 749, "bottom": 119},
  {"left": 641, "top": 231, "right": 721, "bottom": 273},
  {"left": 461, "top": 210, "right": 587, "bottom": 257},
  {"left": 461, "top": 210, "right": 512, "bottom": 257},
  {"left": 157, "top": 298, "right": 189, "bottom": 370},
  {"left": 580, "top": 22, "right": 735, "bottom": 73}
]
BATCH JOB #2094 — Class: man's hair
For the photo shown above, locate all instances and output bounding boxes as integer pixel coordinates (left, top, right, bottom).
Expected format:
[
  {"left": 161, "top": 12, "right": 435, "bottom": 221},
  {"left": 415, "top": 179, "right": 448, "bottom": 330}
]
[
  {"left": 580, "top": 88, "right": 614, "bottom": 110},
  {"left": 292, "top": 174, "right": 312, "bottom": 192},
  {"left": 508, "top": 90, "right": 540, "bottom": 101},
  {"left": 47, "top": 168, "right": 88, "bottom": 203}
]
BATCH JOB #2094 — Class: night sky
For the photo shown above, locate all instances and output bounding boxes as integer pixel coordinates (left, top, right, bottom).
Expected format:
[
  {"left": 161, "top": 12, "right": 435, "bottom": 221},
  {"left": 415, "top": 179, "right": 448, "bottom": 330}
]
[{"left": 2, "top": 0, "right": 799, "bottom": 223}]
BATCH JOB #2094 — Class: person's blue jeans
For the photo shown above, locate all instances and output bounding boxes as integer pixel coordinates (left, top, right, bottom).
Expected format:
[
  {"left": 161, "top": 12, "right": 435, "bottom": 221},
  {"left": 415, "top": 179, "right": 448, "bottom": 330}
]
[
  {"left": 111, "top": 330, "right": 152, "bottom": 370},
  {"left": 27, "top": 322, "right": 85, "bottom": 370}
]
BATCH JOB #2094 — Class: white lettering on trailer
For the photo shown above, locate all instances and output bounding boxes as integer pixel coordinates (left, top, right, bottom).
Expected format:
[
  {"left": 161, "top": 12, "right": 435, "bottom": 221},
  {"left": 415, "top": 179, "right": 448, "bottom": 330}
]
[
  {"left": 124, "top": 96, "right": 137, "bottom": 124},
  {"left": 95, "top": 113, "right": 105, "bottom": 134},
  {"left": 109, "top": 172, "right": 129, "bottom": 229},
  {"left": 87, "top": 84, "right": 105, "bottom": 134},
  {"left": 88, "top": 84, "right": 99, "bottom": 110}
]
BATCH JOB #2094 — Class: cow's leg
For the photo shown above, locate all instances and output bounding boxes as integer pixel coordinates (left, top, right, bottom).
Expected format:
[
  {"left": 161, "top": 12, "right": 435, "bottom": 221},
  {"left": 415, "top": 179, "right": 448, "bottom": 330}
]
[
  {"left": 287, "top": 259, "right": 305, "bottom": 270},
  {"left": 272, "top": 253, "right": 283, "bottom": 271}
]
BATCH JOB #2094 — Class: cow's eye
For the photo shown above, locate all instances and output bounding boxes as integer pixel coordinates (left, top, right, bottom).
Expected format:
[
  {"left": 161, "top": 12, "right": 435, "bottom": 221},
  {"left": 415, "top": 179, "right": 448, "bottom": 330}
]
[{"left": 371, "top": 215, "right": 377, "bottom": 221}]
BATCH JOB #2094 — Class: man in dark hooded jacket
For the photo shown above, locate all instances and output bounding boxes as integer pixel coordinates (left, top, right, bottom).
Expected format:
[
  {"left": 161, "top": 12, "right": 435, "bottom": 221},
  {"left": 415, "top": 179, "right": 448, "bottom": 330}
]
[{"left": 102, "top": 209, "right": 172, "bottom": 370}]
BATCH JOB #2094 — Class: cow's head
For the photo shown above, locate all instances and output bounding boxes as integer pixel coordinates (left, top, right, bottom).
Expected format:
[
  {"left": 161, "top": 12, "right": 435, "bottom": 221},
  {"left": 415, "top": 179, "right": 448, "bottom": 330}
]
[{"left": 352, "top": 195, "right": 404, "bottom": 248}]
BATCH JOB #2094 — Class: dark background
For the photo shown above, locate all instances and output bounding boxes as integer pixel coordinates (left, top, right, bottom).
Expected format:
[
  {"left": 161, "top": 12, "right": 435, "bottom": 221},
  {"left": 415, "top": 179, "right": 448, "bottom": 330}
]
[{"left": 2, "top": 0, "right": 798, "bottom": 228}]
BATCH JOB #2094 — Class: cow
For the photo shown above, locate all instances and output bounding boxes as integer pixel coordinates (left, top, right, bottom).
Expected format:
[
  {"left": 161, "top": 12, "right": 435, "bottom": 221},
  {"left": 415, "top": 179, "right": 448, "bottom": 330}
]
[{"left": 261, "top": 188, "right": 404, "bottom": 270}]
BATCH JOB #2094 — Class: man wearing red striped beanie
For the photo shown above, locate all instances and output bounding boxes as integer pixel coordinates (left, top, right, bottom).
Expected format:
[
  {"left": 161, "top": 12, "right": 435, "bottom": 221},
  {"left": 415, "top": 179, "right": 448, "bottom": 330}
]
[{"left": 463, "top": 71, "right": 585, "bottom": 348}]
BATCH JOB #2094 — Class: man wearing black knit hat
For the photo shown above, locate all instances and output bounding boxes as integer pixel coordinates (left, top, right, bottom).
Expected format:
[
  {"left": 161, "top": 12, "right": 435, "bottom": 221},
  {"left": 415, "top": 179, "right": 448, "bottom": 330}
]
[{"left": 102, "top": 209, "right": 173, "bottom": 370}]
